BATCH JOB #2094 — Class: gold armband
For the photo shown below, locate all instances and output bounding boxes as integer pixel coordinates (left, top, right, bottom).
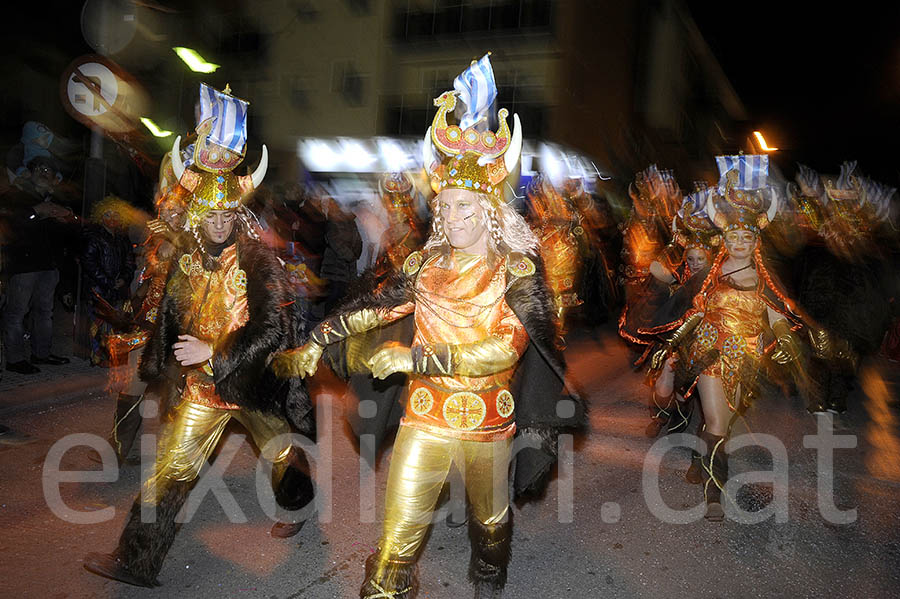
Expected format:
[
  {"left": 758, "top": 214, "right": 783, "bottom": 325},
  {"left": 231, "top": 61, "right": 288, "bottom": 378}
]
[
  {"left": 411, "top": 337, "right": 519, "bottom": 377},
  {"left": 310, "top": 308, "right": 386, "bottom": 346}
]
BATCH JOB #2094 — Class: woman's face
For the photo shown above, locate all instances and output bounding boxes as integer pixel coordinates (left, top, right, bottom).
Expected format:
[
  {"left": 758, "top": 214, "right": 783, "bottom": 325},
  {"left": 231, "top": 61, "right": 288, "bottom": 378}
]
[
  {"left": 684, "top": 248, "right": 709, "bottom": 272},
  {"left": 438, "top": 189, "right": 488, "bottom": 254},
  {"left": 723, "top": 228, "right": 757, "bottom": 260}
]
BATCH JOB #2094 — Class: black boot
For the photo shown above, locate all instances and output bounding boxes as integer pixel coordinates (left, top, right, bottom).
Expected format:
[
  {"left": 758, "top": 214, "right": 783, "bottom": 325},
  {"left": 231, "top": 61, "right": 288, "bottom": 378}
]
[
  {"left": 84, "top": 479, "right": 193, "bottom": 587},
  {"left": 270, "top": 449, "right": 316, "bottom": 538},
  {"left": 685, "top": 449, "right": 703, "bottom": 484},
  {"left": 360, "top": 552, "right": 418, "bottom": 599},
  {"left": 468, "top": 513, "right": 512, "bottom": 599},
  {"left": 700, "top": 432, "right": 728, "bottom": 522}
]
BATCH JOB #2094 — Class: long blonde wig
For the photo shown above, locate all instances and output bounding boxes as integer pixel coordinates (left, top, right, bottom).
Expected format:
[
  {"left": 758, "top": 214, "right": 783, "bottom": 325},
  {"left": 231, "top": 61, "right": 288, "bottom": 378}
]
[{"left": 423, "top": 191, "right": 539, "bottom": 256}]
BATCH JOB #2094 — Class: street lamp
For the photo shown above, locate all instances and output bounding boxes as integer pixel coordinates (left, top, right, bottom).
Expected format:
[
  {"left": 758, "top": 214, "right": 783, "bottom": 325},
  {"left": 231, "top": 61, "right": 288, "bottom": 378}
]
[
  {"left": 140, "top": 117, "right": 173, "bottom": 137},
  {"left": 173, "top": 47, "right": 220, "bottom": 73},
  {"left": 753, "top": 131, "right": 778, "bottom": 152}
]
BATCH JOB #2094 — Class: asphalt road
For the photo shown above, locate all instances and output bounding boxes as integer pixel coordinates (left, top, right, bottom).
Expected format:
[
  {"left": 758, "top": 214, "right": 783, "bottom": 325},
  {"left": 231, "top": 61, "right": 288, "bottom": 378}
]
[{"left": 1, "top": 328, "right": 899, "bottom": 598}]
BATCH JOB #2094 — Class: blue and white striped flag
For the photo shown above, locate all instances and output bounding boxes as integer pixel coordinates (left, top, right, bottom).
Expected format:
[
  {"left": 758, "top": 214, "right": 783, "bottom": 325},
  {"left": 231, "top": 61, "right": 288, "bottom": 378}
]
[
  {"left": 453, "top": 54, "right": 497, "bottom": 129},
  {"left": 198, "top": 83, "right": 249, "bottom": 154},
  {"left": 715, "top": 154, "right": 768, "bottom": 190}
]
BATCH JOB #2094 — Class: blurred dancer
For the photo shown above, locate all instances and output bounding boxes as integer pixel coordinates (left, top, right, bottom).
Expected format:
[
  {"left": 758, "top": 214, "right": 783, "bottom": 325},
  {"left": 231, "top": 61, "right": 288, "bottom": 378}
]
[
  {"left": 84, "top": 85, "right": 315, "bottom": 587},
  {"left": 792, "top": 162, "right": 894, "bottom": 414},
  {"left": 619, "top": 165, "right": 681, "bottom": 306},
  {"left": 375, "top": 171, "right": 425, "bottom": 276},
  {"left": 526, "top": 175, "right": 585, "bottom": 343},
  {"left": 651, "top": 156, "right": 809, "bottom": 521},
  {"left": 96, "top": 181, "right": 189, "bottom": 466},
  {"left": 640, "top": 187, "right": 720, "bottom": 439},
  {"left": 276, "top": 55, "right": 582, "bottom": 599},
  {"left": 81, "top": 196, "right": 137, "bottom": 366}
]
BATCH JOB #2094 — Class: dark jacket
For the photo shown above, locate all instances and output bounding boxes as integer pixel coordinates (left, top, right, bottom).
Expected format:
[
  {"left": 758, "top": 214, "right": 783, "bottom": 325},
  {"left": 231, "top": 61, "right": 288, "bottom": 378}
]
[
  {"left": 139, "top": 234, "right": 314, "bottom": 435},
  {"left": 81, "top": 224, "right": 135, "bottom": 303},
  {"left": 0, "top": 186, "right": 74, "bottom": 275}
]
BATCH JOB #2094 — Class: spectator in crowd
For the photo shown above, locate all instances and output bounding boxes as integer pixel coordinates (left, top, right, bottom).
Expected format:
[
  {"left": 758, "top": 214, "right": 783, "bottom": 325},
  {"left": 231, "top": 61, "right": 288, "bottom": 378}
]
[{"left": 0, "top": 155, "right": 74, "bottom": 374}]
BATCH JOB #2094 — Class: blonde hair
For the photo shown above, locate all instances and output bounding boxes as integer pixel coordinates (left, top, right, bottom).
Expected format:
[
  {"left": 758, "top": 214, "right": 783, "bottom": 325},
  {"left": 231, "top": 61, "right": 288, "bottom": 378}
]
[{"left": 424, "top": 191, "right": 539, "bottom": 256}]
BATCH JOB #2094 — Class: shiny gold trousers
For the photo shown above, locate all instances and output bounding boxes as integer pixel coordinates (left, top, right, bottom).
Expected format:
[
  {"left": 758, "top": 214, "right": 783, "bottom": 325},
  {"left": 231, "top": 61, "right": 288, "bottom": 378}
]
[
  {"left": 144, "top": 400, "right": 293, "bottom": 502},
  {"left": 372, "top": 425, "right": 511, "bottom": 572}
]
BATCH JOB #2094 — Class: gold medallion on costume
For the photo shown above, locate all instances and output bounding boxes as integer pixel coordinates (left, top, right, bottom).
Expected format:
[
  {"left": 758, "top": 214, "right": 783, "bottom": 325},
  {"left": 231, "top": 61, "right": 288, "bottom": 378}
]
[
  {"left": 403, "top": 251, "right": 424, "bottom": 276},
  {"left": 495, "top": 390, "right": 515, "bottom": 418},
  {"left": 507, "top": 254, "right": 535, "bottom": 278},
  {"left": 409, "top": 387, "right": 434, "bottom": 416},
  {"left": 443, "top": 392, "right": 487, "bottom": 430},
  {"left": 179, "top": 253, "right": 193, "bottom": 275}
]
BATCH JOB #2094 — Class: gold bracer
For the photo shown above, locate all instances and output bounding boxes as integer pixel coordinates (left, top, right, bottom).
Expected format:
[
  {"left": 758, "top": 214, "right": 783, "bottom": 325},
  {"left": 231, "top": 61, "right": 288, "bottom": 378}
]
[
  {"left": 310, "top": 308, "right": 389, "bottom": 346},
  {"left": 650, "top": 312, "right": 702, "bottom": 370},
  {"left": 411, "top": 337, "right": 519, "bottom": 377},
  {"left": 770, "top": 318, "right": 801, "bottom": 365},
  {"left": 272, "top": 340, "right": 324, "bottom": 378}
]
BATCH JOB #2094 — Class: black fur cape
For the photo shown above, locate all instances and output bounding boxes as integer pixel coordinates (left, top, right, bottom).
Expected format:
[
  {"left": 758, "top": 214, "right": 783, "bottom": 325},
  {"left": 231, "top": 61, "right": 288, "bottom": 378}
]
[
  {"left": 140, "top": 234, "right": 314, "bottom": 435},
  {"left": 326, "top": 249, "right": 585, "bottom": 499}
]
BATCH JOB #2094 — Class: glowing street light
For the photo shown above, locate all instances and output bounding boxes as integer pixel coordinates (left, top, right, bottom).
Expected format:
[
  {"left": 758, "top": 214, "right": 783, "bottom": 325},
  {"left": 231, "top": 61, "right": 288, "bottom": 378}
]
[
  {"left": 753, "top": 131, "right": 778, "bottom": 152},
  {"left": 173, "top": 47, "right": 220, "bottom": 73},
  {"left": 140, "top": 117, "right": 173, "bottom": 137}
]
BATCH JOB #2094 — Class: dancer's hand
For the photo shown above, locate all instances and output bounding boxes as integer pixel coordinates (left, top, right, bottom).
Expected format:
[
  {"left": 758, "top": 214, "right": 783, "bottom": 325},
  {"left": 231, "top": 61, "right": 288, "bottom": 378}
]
[
  {"left": 649, "top": 345, "right": 669, "bottom": 371},
  {"left": 273, "top": 341, "right": 324, "bottom": 378},
  {"left": 770, "top": 320, "right": 801, "bottom": 365},
  {"left": 173, "top": 335, "right": 213, "bottom": 366},
  {"left": 808, "top": 327, "right": 831, "bottom": 359},
  {"left": 368, "top": 343, "right": 413, "bottom": 379}
]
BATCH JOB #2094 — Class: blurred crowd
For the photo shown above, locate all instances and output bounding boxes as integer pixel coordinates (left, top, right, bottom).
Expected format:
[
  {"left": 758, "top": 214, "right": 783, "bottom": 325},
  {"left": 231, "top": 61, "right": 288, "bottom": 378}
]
[{"left": 0, "top": 118, "right": 898, "bottom": 405}]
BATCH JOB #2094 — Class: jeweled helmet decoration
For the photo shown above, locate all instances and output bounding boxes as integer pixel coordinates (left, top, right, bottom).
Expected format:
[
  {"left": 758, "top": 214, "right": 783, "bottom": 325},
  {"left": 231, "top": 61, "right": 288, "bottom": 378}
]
[
  {"left": 422, "top": 54, "right": 522, "bottom": 205},
  {"left": 171, "top": 84, "right": 268, "bottom": 229}
]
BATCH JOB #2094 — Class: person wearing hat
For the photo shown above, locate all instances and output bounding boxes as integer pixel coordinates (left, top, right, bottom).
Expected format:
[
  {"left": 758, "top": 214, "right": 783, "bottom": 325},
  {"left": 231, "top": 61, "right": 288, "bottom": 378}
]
[
  {"left": 0, "top": 154, "right": 73, "bottom": 374},
  {"left": 276, "top": 55, "right": 583, "bottom": 599},
  {"left": 83, "top": 85, "right": 315, "bottom": 587},
  {"left": 650, "top": 155, "right": 807, "bottom": 521}
]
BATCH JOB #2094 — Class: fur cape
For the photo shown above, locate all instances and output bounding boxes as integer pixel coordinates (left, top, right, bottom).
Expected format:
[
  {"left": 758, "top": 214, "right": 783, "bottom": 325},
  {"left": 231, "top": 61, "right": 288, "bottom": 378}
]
[
  {"left": 326, "top": 248, "right": 585, "bottom": 499},
  {"left": 140, "top": 234, "right": 314, "bottom": 435}
]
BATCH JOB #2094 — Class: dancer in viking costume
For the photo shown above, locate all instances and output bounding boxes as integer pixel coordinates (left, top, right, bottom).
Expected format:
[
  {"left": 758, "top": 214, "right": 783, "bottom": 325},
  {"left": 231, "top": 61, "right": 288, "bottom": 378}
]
[
  {"left": 84, "top": 85, "right": 315, "bottom": 587},
  {"left": 276, "top": 55, "right": 582, "bottom": 599}
]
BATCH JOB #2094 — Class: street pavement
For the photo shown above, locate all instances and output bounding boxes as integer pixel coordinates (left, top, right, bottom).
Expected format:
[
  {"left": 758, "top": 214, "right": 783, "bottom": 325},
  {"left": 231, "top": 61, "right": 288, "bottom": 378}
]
[{"left": 1, "top": 325, "right": 899, "bottom": 598}]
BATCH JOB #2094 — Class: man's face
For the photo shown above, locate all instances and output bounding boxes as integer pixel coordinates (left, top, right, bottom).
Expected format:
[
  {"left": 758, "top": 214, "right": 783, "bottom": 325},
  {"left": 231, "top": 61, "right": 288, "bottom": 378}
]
[
  {"left": 31, "top": 163, "right": 57, "bottom": 193},
  {"left": 723, "top": 228, "right": 756, "bottom": 260},
  {"left": 201, "top": 209, "right": 236, "bottom": 243},
  {"left": 439, "top": 189, "right": 488, "bottom": 254}
]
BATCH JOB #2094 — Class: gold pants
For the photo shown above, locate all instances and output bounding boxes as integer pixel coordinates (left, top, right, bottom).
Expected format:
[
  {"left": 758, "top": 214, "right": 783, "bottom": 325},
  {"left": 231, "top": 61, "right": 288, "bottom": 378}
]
[
  {"left": 376, "top": 425, "right": 512, "bottom": 562},
  {"left": 145, "top": 400, "right": 293, "bottom": 501}
]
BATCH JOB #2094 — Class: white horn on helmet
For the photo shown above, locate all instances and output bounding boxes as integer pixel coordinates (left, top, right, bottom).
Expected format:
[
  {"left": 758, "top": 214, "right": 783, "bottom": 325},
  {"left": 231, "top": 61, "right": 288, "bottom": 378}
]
[
  {"left": 171, "top": 135, "right": 185, "bottom": 182},
  {"left": 504, "top": 113, "right": 522, "bottom": 175},
  {"left": 422, "top": 127, "right": 437, "bottom": 175},
  {"left": 765, "top": 187, "right": 779, "bottom": 223},
  {"left": 250, "top": 145, "right": 268, "bottom": 189}
]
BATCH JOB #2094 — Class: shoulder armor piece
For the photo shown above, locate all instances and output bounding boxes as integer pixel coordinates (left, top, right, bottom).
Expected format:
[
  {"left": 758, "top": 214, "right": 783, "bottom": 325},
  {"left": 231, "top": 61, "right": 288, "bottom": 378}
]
[
  {"left": 178, "top": 253, "right": 193, "bottom": 275},
  {"left": 507, "top": 253, "right": 536, "bottom": 278},
  {"left": 402, "top": 250, "right": 424, "bottom": 276}
]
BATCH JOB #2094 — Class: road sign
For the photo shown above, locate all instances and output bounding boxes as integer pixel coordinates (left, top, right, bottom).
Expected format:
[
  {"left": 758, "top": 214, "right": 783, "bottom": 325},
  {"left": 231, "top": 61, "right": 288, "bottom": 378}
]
[{"left": 60, "top": 54, "right": 147, "bottom": 134}]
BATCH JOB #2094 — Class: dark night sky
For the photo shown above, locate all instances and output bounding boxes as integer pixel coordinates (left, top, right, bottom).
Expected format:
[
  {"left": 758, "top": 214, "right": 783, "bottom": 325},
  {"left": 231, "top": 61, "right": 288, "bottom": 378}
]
[
  {"left": 5, "top": 2, "right": 900, "bottom": 185},
  {"left": 686, "top": 1, "right": 900, "bottom": 183}
]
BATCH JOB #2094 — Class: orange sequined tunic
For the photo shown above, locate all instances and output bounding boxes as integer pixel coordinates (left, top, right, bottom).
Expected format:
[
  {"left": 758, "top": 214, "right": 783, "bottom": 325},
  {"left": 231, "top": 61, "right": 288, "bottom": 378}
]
[
  {"left": 539, "top": 226, "right": 582, "bottom": 311},
  {"left": 687, "top": 278, "right": 768, "bottom": 410},
  {"left": 177, "top": 245, "right": 249, "bottom": 410},
  {"left": 390, "top": 251, "right": 529, "bottom": 441}
]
